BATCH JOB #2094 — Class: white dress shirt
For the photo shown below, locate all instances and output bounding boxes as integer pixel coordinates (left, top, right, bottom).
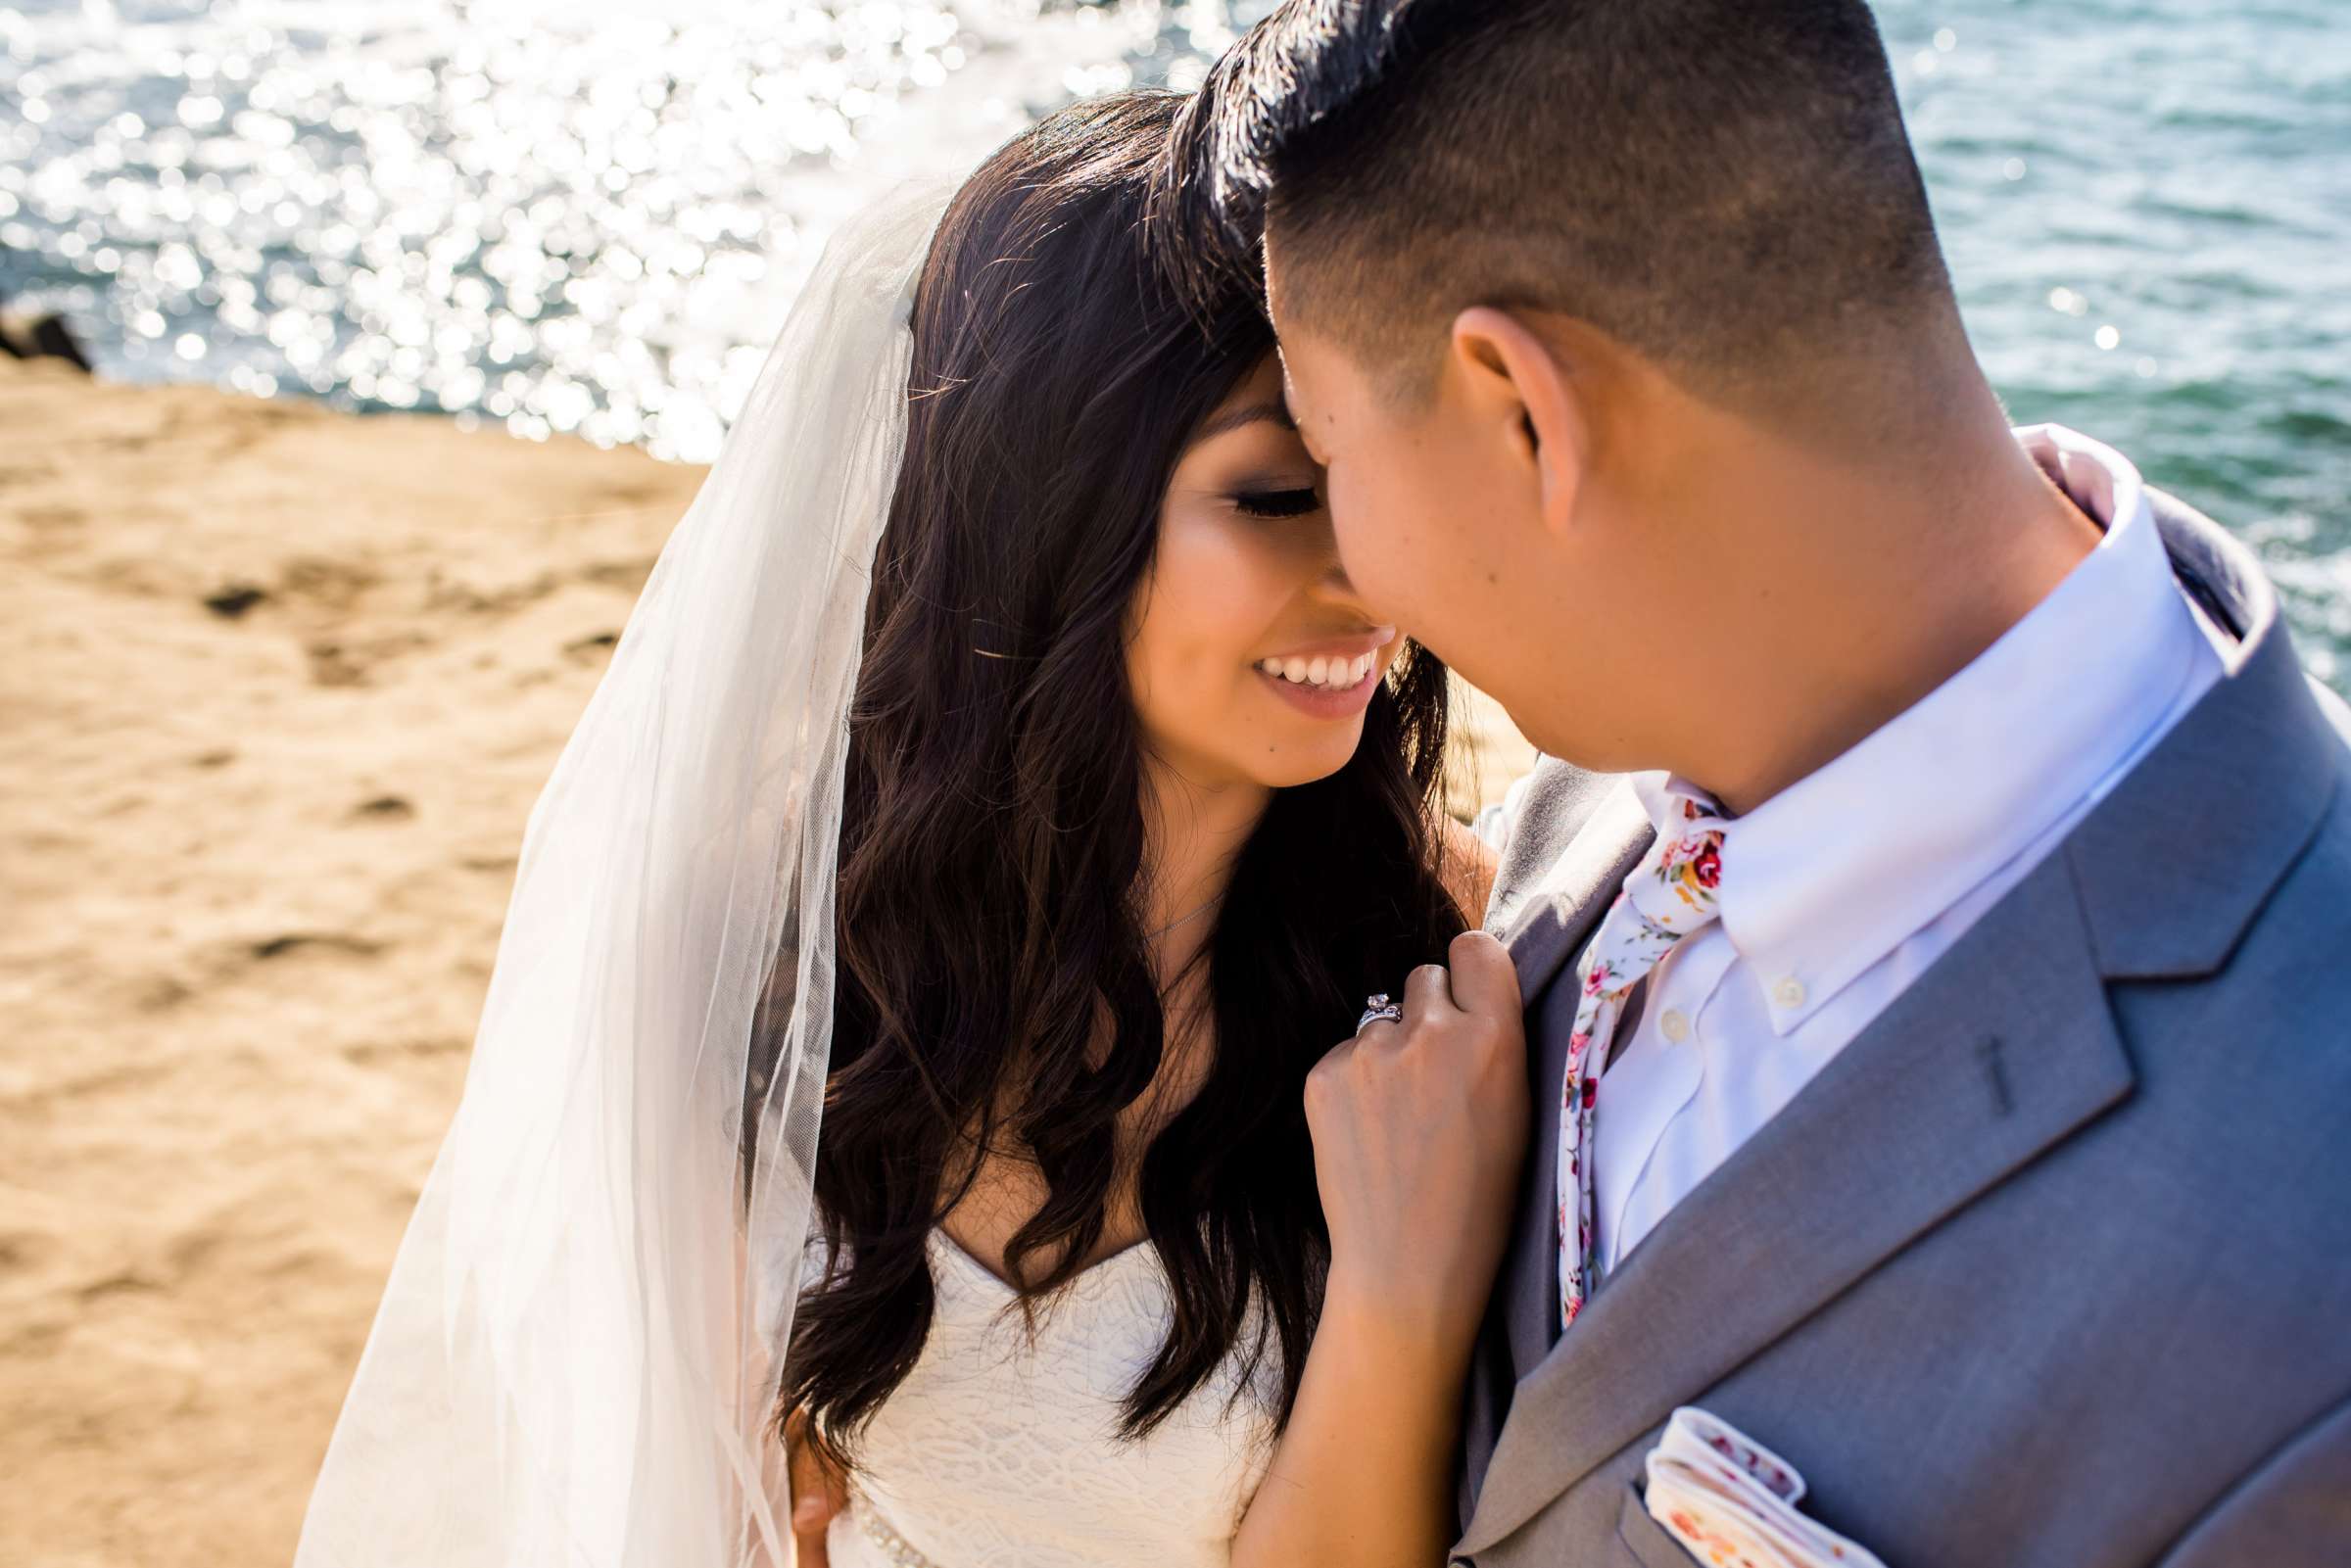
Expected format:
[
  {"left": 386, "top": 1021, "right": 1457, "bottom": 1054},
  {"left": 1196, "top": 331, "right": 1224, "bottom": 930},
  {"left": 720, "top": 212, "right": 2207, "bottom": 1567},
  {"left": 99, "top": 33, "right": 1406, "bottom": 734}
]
[{"left": 1482, "top": 425, "right": 2229, "bottom": 1275}]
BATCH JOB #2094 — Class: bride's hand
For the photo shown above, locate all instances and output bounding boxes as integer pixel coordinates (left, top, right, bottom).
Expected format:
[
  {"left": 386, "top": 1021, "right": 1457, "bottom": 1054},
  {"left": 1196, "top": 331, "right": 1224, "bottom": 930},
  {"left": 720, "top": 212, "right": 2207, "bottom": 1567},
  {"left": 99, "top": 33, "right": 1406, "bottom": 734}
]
[
  {"left": 784, "top": 1407, "right": 847, "bottom": 1566},
  {"left": 1304, "top": 929, "right": 1528, "bottom": 1350}
]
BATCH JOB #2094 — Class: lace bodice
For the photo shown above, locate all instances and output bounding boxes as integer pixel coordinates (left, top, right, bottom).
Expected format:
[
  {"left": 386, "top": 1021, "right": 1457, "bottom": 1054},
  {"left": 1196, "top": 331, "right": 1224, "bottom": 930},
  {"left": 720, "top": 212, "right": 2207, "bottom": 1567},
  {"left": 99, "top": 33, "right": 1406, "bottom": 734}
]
[{"left": 818, "top": 1228, "right": 1282, "bottom": 1568}]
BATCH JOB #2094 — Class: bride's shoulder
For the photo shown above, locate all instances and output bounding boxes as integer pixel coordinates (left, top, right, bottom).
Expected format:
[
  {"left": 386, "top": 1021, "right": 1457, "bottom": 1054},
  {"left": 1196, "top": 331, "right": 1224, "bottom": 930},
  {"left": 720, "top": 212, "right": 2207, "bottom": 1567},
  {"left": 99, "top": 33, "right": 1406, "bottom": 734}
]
[{"left": 1434, "top": 811, "right": 1500, "bottom": 926}]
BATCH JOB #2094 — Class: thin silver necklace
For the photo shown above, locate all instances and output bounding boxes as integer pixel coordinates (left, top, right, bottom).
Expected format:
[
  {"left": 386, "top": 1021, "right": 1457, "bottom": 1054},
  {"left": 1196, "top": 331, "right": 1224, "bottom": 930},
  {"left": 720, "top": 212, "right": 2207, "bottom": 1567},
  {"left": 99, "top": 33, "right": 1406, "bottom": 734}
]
[{"left": 1145, "top": 892, "right": 1222, "bottom": 942}]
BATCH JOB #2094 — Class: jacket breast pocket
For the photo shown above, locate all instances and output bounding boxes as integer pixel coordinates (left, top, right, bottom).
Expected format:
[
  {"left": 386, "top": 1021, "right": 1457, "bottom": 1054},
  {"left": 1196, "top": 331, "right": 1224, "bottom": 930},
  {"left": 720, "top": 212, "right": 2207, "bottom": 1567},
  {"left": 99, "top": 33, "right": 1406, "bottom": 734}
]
[{"left": 1612, "top": 1480, "right": 1703, "bottom": 1568}]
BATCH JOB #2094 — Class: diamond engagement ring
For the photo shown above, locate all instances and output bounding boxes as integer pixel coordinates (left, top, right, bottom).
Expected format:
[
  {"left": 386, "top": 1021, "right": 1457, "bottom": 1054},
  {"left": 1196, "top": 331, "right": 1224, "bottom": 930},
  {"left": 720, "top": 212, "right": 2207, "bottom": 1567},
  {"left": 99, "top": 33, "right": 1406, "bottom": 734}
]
[{"left": 1357, "top": 993, "right": 1402, "bottom": 1032}]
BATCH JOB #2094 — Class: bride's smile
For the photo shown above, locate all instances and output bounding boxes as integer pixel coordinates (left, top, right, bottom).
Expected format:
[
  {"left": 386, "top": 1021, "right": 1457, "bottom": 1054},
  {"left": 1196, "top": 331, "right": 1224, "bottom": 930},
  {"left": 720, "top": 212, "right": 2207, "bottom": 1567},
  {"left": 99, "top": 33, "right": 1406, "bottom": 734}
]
[
  {"left": 1128, "top": 353, "right": 1406, "bottom": 789},
  {"left": 1250, "top": 639, "right": 1391, "bottom": 717}
]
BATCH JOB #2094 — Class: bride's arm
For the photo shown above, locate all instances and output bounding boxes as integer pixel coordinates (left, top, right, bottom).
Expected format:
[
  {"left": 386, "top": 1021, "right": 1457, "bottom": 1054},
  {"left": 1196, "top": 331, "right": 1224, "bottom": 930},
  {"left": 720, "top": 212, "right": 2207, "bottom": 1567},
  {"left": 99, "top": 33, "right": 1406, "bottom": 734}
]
[
  {"left": 1227, "top": 1285, "right": 1478, "bottom": 1568},
  {"left": 1228, "top": 931, "right": 1527, "bottom": 1568}
]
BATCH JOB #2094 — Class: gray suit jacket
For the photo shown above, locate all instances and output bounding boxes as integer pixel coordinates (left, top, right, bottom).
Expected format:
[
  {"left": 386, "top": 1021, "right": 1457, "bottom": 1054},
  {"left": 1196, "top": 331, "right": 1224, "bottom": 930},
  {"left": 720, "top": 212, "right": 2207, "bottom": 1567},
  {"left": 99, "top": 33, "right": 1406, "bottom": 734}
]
[{"left": 1457, "top": 490, "right": 2351, "bottom": 1566}]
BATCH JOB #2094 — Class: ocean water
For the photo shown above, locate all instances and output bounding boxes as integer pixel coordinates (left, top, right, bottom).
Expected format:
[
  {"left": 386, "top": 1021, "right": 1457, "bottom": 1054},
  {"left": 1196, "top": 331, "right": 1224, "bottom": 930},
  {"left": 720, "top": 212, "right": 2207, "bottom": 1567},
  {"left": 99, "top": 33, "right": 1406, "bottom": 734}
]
[{"left": 5, "top": 0, "right": 2346, "bottom": 685}]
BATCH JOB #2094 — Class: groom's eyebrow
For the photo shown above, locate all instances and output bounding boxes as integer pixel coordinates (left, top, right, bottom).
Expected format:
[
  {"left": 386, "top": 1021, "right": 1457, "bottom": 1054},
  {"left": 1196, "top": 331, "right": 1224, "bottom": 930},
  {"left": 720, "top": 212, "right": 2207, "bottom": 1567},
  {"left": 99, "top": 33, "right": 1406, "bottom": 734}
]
[{"left": 1191, "top": 402, "right": 1297, "bottom": 442}]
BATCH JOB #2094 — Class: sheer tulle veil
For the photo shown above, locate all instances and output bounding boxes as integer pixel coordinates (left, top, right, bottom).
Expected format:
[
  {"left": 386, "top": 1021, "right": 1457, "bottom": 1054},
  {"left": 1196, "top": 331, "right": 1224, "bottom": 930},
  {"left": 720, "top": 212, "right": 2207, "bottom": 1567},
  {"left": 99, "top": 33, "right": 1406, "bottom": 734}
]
[{"left": 293, "top": 181, "right": 953, "bottom": 1568}]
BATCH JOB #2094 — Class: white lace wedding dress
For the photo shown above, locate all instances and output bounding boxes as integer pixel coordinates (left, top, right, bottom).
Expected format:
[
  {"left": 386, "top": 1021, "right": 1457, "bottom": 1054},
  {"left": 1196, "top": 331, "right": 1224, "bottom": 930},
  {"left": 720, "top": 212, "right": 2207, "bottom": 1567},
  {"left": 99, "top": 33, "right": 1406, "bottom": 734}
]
[{"left": 818, "top": 1227, "right": 1283, "bottom": 1568}]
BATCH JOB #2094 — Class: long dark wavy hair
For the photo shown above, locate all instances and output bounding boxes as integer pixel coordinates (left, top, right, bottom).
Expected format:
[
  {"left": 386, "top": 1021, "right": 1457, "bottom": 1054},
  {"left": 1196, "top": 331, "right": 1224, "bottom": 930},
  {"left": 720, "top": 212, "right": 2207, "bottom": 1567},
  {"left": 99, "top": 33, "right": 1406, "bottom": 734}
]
[{"left": 780, "top": 89, "right": 1466, "bottom": 1468}]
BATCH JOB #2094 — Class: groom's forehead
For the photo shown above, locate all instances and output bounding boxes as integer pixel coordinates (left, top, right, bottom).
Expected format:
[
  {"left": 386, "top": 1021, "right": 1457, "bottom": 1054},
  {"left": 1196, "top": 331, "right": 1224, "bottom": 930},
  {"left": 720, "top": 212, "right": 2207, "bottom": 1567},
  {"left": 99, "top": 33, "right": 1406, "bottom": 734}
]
[
  {"left": 1262, "top": 228, "right": 1365, "bottom": 419},
  {"left": 1273, "top": 340, "right": 1324, "bottom": 426},
  {"left": 1270, "top": 332, "right": 1366, "bottom": 468},
  {"left": 1261, "top": 220, "right": 1308, "bottom": 336},
  {"left": 1271, "top": 323, "right": 1350, "bottom": 400}
]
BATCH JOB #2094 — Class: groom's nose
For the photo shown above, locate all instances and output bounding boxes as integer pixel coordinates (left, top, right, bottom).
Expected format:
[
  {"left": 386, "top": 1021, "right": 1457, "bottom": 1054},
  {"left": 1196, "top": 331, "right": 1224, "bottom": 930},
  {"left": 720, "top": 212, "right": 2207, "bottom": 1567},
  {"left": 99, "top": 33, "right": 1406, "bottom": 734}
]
[
  {"left": 1296, "top": 508, "right": 1350, "bottom": 583},
  {"left": 1308, "top": 533, "right": 1393, "bottom": 626},
  {"left": 1313, "top": 552, "right": 1373, "bottom": 613}
]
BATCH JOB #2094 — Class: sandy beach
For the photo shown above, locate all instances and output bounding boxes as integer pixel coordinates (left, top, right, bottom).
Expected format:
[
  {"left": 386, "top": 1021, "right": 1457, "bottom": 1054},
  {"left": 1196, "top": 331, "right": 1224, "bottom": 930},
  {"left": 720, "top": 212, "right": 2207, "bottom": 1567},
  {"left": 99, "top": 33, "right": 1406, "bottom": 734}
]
[{"left": 0, "top": 356, "right": 1532, "bottom": 1568}]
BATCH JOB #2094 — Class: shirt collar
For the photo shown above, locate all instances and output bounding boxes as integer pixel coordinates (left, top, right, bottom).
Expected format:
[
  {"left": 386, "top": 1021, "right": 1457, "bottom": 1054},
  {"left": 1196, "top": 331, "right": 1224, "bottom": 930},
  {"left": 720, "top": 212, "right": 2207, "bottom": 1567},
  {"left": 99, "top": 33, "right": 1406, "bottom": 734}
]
[{"left": 1647, "top": 423, "right": 2209, "bottom": 1034}]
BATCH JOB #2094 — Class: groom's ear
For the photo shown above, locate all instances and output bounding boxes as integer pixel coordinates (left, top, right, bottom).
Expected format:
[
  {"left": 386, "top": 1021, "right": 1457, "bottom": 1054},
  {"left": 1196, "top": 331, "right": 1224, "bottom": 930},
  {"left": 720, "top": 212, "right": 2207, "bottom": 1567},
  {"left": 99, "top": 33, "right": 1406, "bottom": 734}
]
[{"left": 1448, "top": 308, "right": 1589, "bottom": 541}]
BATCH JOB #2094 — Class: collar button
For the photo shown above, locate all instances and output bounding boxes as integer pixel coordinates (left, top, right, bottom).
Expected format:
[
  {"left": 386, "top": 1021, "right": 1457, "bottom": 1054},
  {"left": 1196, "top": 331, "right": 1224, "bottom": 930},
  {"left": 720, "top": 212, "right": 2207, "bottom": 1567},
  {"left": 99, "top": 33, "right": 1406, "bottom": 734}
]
[{"left": 1772, "top": 975, "right": 1807, "bottom": 1011}]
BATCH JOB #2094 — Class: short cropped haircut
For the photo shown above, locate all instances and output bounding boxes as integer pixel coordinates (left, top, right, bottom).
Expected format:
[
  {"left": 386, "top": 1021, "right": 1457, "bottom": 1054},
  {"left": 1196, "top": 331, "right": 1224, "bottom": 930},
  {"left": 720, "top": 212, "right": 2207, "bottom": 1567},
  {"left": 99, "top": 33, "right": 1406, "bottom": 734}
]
[{"left": 1154, "top": 0, "right": 1960, "bottom": 405}]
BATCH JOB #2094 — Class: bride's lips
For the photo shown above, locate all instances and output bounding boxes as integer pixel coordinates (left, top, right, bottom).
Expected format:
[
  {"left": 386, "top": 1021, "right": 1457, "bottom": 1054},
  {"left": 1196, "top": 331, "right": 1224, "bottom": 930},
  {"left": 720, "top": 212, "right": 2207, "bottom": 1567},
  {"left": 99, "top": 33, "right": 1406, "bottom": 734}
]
[{"left": 1253, "top": 630, "right": 1395, "bottom": 722}]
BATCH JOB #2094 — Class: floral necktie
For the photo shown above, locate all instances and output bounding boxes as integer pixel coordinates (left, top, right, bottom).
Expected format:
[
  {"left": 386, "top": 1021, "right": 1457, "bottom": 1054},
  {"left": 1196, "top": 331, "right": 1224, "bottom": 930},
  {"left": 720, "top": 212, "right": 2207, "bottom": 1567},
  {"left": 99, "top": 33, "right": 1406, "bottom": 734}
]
[{"left": 1559, "top": 791, "right": 1727, "bottom": 1330}]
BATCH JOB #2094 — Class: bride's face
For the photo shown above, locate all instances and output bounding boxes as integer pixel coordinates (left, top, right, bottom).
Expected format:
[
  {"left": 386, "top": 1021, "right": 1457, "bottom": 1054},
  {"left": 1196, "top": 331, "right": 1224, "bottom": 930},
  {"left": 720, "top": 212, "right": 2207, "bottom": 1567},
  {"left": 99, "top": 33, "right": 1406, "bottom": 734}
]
[{"left": 1126, "top": 354, "right": 1402, "bottom": 792}]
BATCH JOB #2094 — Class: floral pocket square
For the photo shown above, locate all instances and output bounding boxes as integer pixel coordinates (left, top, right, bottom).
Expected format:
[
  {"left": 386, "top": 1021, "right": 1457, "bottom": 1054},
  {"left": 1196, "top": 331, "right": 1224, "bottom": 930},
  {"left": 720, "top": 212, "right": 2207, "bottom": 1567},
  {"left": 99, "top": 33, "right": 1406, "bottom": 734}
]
[{"left": 1643, "top": 1407, "right": 1888, "bottom": 1568}]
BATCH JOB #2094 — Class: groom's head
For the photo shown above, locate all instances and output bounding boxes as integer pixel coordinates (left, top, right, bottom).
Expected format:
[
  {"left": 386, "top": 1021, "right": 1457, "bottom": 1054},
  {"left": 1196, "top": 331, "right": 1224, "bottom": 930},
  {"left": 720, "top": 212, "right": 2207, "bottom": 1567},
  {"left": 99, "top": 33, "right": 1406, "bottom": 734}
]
[{"left": 1159, "top": 0, "right": 1985, "bottom": 770}]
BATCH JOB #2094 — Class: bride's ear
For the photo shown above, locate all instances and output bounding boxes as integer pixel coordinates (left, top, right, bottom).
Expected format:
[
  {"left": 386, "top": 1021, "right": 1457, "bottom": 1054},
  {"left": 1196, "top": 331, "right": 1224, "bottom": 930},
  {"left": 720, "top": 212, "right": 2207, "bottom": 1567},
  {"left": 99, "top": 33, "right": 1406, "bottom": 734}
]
[{"left": 1448, "top": 307, "right": 1589, "bottom": 540}]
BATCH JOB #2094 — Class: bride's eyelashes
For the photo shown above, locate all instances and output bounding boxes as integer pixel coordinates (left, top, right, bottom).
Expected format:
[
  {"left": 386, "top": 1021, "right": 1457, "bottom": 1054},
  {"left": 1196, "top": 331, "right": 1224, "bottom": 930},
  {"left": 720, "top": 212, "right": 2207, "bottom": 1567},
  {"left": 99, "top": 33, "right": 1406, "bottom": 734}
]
[{"left": 1231, "top": 487, "right": 1323, "bottom": 519}]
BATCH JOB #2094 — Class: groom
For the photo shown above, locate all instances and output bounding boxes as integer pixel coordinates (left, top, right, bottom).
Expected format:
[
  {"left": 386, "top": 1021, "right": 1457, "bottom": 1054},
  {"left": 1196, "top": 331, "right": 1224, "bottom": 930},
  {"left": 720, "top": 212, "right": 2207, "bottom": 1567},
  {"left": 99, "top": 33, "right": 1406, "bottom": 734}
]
[{"left": 1158, "top": 0, "right": 2351, "bottom": 1562}]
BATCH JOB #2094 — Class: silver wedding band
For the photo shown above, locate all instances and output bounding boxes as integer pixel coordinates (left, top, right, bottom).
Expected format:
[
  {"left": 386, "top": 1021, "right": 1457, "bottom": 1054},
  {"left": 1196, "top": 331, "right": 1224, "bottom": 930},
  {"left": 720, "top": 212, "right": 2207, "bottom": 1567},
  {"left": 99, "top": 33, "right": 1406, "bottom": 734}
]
[{"left": 1357, "top": 993, "right": 1403, "bottom": 1032}]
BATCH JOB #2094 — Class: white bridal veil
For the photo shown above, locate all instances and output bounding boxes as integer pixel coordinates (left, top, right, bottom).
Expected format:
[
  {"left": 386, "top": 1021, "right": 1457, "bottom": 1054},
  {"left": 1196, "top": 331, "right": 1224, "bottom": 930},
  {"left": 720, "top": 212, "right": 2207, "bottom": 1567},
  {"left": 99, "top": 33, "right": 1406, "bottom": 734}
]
[{"left": 293, "top": 182, "right": 950, "bottom": 1568}]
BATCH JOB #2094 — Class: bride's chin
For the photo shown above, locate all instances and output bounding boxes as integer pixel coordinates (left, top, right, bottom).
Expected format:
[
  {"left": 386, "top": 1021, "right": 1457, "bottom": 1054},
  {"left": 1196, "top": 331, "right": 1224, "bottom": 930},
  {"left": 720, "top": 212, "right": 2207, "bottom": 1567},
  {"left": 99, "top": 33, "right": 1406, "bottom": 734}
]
[{"left": 1244, "top": 729, "right": 1367, "bottom": 792}]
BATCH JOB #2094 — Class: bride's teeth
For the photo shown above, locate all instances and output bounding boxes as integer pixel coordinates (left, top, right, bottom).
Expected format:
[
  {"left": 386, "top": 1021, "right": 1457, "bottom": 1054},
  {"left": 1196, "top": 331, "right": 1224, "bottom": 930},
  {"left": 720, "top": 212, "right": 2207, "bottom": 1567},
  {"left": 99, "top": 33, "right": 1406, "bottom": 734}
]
[{"left": 1259, "top": 652, "right": 1380, "bottom": 689}]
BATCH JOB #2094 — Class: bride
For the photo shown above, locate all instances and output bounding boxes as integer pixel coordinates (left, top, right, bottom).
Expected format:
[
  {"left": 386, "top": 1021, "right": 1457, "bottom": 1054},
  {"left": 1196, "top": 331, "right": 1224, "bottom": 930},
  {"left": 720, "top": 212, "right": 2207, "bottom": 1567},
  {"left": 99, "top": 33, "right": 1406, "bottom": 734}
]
[{"left": 295, "top": 89, "right": 1527, "bottom": 1568}]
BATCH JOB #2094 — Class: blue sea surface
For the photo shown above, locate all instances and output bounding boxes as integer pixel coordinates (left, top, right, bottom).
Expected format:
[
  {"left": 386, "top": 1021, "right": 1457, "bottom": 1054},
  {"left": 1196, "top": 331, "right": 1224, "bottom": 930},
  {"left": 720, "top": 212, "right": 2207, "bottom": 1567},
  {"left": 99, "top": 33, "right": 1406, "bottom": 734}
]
[{"left": 4, "top": 0, "right": 2345, "bottom": 684}]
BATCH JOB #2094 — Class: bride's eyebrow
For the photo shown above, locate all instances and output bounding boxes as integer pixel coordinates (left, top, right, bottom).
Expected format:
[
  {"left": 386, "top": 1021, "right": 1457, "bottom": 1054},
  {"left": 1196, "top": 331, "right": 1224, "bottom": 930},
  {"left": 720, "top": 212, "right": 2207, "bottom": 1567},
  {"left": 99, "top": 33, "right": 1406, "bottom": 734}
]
[{"left": 1188, "top": 401, "right": 1297, "bottom": 445}]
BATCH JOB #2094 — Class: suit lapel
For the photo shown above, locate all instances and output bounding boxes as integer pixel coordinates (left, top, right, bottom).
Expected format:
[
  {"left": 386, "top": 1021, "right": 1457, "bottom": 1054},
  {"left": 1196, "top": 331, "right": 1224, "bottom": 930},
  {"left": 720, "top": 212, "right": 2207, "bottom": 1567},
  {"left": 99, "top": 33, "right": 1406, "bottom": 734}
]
[
  {"left": 1482, "top": 780, "right": 1653, "bottom": 1396},
  {"left": 1495, "top": 776, "right": 1655, "bottom": 1008},
  {"left": 1460, "top": 773, "right": 1655, "bottom": 1507}
]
